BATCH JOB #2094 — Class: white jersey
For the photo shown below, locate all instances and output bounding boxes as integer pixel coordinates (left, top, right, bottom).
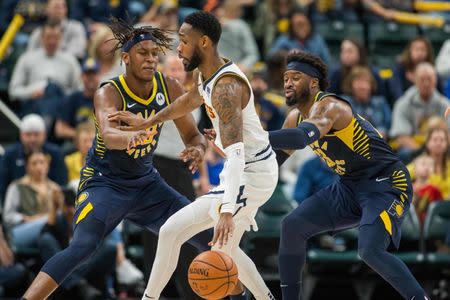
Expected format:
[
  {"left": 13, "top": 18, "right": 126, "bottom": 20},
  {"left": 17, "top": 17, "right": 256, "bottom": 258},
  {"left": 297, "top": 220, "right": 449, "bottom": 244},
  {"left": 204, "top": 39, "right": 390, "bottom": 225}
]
[{"left": 198, "top": 59, "right": 270, "bottom": 162}]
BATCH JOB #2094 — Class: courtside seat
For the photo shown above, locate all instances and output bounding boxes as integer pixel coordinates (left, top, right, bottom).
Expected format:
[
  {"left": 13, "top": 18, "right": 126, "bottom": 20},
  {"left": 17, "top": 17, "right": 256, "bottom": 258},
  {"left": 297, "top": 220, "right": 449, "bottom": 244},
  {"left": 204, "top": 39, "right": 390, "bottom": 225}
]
[
  {"left": 423, "top": 201, "right": 450, "bottom": 271},
  {"left": 314, "top": 20, "right": 364, "bottom": 63}
]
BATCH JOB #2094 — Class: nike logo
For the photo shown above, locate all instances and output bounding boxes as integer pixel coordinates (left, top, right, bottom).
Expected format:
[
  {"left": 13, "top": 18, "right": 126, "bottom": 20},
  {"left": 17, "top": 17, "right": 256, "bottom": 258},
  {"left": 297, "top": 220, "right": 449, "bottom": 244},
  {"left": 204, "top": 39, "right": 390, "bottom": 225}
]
[
  {"left": 376, "top": 177, "right": 390, "bottom": 182},
  {"left": 143, "top": 293, "right": 155, "bottom": 299},
  {"left": 127, "top": 102, "right": 137, "bottom": 108}
]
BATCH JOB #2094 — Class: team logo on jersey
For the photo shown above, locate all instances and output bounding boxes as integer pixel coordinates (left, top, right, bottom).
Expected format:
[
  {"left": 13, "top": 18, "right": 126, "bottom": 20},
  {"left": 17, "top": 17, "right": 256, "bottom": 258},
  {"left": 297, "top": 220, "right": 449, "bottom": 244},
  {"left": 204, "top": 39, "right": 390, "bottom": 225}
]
[
  {"left": 156, "top": 92, "right": 165, "bottom": 106},
  {"left": 388, "top": 199, "right": 404, "bottom": 218}
]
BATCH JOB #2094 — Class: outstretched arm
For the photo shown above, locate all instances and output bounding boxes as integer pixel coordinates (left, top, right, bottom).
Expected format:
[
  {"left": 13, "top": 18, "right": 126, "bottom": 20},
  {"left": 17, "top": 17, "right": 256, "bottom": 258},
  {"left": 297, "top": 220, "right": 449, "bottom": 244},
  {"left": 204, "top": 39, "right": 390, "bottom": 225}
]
[
  {"left": 108, "top": 84, "right": 204, "bottom": 130},
  {"left": 273, "top": 109, "right": 301, "bottom": 166},
  {"left": 269, "top": 96, "right": 352, "bottom": 151},
  {"left": 209, "top": 75, "right": 248, "bottom": 248},
  {"left": 95, "top": 85, "right": 149, "bottom": 150}
]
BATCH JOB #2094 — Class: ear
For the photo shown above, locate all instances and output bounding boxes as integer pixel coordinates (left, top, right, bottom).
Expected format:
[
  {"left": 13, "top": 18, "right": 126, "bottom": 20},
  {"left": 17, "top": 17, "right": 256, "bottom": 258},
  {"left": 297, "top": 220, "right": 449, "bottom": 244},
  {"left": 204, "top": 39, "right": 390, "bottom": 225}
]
[
  {"left": 310, "top": 78, "right": 319, "bottom": 90},
  {"left": 200, "top": 35, "right": 209, "bottom": 49},
  {"left": 122, "top": 52, "right": 129, "bottom": 65}
]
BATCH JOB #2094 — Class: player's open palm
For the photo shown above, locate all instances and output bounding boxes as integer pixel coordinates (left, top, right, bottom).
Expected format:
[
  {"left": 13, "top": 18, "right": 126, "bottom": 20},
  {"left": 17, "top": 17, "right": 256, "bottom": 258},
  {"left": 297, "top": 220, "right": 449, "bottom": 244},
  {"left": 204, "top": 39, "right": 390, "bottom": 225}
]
[
  {"left": 108, "top": 111, "right": 149, "bottom": 131},
  {"left": 209, "top": 213, "right": 235, "bottom": 248},
  {"left": 180, "top": 146, "right": 205, "bottom": 173}
]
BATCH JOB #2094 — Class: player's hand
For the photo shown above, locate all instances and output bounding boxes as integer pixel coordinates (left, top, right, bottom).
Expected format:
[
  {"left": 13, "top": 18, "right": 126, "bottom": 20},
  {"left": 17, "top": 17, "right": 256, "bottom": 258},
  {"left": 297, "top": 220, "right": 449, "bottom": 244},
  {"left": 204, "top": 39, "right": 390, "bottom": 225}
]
[
  {"left": 126, "top": 129, "right": 157, "bottom": 151},
  {"left": 445, "top": 106, "right": 450, "bottom": 119},
  {"left": 209, "top": 213, "right": 235, "bottom": 248},
  {"left": 203, "top": 128, "right": 217, "bottom": 141},
  {"left": 108, "top": 111, "right": 151, "bottom": 131},
  {"left": 180, "top": 145, "right": 205, "bottom": 173}
]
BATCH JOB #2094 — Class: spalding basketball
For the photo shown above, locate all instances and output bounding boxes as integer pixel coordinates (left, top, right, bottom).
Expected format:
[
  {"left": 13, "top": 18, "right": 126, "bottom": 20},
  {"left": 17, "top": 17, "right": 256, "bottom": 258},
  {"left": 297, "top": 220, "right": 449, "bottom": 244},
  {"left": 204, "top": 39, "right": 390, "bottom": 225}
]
[{"left": 188, "top": 250, "right": 238, "bottom": 299}]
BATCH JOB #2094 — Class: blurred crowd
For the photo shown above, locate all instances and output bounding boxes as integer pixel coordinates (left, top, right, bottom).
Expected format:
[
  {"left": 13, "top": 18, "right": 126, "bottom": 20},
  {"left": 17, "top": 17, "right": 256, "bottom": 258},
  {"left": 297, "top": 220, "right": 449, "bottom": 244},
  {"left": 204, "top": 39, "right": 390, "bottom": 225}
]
[{"left": 0, "top": 0, "right": 449, "bottom": 299}]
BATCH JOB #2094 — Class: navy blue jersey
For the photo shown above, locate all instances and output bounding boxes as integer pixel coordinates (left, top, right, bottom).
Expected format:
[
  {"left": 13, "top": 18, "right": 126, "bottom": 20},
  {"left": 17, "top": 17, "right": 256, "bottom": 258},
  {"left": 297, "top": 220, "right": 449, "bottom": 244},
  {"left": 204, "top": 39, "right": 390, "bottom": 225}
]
[
  {"left": 84, "top": 72, "right": 170, "bottom": 181},
  {"left": 300, "top": 91, "right": 400, "bottom": 180}
]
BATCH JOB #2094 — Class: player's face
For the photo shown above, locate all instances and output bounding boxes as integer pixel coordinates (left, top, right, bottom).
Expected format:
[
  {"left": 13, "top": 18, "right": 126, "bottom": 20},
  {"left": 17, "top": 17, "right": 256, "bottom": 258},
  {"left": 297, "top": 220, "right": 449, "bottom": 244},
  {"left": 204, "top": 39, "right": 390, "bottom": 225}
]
[
  {"left": 177, "top": 23, "right": 203, "bottom": 72},
  {"left": 284, "top": 70, "right": 311, "bottom": 106},
  {"left": 123, "top": 40, "right": 159, "bottom": 81}
]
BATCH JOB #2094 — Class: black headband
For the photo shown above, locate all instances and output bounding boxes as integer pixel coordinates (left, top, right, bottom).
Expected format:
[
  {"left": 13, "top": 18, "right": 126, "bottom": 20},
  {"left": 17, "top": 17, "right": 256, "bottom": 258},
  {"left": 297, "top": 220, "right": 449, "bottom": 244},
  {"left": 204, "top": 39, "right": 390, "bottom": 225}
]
[
  {"left": 122, "top": 33, "right": 155, "bottom": 52},
  {"left": 286, "top": 61, "right": 322, "bottom": 79}
]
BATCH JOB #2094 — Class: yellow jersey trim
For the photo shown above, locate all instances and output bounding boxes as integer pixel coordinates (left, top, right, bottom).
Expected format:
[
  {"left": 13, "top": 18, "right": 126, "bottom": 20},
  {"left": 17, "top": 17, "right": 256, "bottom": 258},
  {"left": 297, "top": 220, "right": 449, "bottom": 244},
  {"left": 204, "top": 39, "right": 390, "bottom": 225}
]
[
  {"left": 108, "top": 80, "right": 126, "bottom": 111},
  {"left": 379, "top": 210, "right": 393, "bottom": 236},
  {"left": 158, "top": 72, "right": 170, "bottom": 106},
  {"left": 76, "top": 202, "right": 93, "bottom": 224},
  {"left": 119, "top": 74, "right": 157, "bottom": 105}
]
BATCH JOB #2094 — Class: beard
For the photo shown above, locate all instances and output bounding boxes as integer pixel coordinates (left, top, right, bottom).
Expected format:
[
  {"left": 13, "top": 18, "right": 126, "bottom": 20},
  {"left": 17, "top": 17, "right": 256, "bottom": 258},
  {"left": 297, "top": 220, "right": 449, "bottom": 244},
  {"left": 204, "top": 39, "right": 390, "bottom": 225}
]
[
  {"left": 184, "top": 48, "right": 202, "bottom": 72},
  {"left": 286, "top": 88, "right": 311, "bottom": 107}
]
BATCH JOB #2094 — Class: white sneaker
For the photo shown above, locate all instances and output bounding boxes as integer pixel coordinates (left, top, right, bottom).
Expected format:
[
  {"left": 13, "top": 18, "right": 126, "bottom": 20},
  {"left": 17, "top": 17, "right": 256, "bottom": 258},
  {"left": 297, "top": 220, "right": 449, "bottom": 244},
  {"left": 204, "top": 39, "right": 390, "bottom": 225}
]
[{"left": 116, "top": 259, "right": 144, "bottom": 285}]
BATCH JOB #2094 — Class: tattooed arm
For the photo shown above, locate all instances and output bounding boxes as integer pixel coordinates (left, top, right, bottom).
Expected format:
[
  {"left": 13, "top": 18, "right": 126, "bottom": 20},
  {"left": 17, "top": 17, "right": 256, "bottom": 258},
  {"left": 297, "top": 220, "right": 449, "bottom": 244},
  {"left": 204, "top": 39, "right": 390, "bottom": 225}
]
[
  {"left": 269, "top": 96, "right": 353, "bottom": 150},
  {"left": 209, "top": 75, "right": 249, "bottom": 248}
]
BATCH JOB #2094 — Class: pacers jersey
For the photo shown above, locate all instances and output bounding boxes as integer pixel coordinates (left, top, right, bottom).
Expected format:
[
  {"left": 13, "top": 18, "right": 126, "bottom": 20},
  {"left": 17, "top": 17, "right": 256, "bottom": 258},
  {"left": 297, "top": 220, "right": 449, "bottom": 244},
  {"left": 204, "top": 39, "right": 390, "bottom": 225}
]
[
  {"left": 85, "top": 72, "right": 170, "bottom": 180},
  {"left": 198, "top": 59, "right": 270, "bottom": 161},
  {"left": 302, "top": 91, "right": 399, "bottom": 180}
]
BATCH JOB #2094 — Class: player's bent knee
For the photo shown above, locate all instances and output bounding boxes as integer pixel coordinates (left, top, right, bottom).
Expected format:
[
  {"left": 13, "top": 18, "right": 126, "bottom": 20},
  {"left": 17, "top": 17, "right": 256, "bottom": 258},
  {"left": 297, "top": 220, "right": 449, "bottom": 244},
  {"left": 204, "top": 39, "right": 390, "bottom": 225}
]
[
  {"left": 159, "top": 219, "right": 183, "bottom": 242},
  {"left": 357, "top": 246, "right": 377, "bottom": 263},
  {"left": 69, "top": 237, "right": 102, "bottom": 262}
]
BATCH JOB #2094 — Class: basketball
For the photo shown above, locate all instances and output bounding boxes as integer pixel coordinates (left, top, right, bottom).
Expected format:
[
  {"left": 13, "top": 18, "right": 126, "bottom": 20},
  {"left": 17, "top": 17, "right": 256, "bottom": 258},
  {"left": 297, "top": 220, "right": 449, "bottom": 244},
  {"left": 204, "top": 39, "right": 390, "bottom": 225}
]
[{"left": 188, "top": 250, "right": 238, "bottom": 299}]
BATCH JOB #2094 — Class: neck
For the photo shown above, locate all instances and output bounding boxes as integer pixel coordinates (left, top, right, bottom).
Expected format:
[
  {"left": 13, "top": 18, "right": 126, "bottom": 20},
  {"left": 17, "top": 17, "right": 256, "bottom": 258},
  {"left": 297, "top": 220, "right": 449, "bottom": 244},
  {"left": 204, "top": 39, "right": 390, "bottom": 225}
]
[
  {"left": 296, "top": 88, "right": 320, "bottom": 118},
  {"left": 123, "top": 72, "right": 153, "bottom": 99},
  {"left": 198, "top": 52, "right": 224, "bottom": 80},
  {"left": 29, "top": 176, "right": 45, "bottom": 184}
]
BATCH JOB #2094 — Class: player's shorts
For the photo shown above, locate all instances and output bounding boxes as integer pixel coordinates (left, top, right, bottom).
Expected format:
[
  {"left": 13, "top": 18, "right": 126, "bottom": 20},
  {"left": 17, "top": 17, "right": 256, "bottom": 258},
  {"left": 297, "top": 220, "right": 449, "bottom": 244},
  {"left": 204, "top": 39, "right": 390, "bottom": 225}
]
[
  {"left": 321, "top": 161, "right": 412, "bottom": 248},
  {"left": 202, "top": 151, "right": 278, "bottom": 231},
  {"left": 73, "top": 165, "right": 193, "bottom": 236}
]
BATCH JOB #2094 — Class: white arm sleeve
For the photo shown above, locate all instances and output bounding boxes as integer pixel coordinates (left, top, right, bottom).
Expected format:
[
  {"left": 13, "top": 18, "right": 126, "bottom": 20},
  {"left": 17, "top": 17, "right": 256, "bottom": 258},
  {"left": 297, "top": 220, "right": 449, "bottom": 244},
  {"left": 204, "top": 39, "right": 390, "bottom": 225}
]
[{"left": 220, "top": 142, "right": 245, "bottom": 214}]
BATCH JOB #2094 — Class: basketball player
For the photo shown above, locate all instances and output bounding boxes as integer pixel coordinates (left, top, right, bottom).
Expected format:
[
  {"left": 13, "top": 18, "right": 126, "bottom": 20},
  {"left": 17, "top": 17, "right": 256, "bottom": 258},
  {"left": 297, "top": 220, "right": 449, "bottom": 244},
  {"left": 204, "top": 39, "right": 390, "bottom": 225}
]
[
  {"left": 108, "top": 11, "right": 278, "bottom": 300},
  {"left": 21, "top": 19, "right": 211, "bottom": 300},
  {"left": 267, "top": 50, "right": 428, "bottom": 299}
]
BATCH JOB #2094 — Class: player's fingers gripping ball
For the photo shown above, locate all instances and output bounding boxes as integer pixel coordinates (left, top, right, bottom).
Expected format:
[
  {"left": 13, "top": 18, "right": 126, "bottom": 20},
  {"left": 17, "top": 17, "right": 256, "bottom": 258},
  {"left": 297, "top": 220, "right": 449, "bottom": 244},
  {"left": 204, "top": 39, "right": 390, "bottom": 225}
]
[{"left": 188, "top": 250, "right": 238, "bottom": 299}]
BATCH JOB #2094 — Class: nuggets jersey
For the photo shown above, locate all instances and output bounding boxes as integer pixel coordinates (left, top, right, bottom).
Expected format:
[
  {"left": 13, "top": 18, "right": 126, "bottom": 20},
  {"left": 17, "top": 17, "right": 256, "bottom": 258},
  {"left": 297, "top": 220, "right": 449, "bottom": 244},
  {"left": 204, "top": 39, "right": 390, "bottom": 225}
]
[
  {"left": 302, "top": 92, "right": 400, "bottom": 180},
  {"left": 198, "top": 59, "right": 270, "bottom": 160},
  {"left": 85, "top": 72, "right": 170, "bottom": 180}
]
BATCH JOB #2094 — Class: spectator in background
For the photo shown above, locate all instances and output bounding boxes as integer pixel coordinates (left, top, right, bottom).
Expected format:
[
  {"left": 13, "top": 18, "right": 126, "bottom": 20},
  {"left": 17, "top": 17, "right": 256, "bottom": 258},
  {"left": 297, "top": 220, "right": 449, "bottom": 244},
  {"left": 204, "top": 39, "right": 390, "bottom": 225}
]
[
  {"left": 293, "top": 156, "right": 337, "bottom": 204},
  {"left": 342, "top": 66, "right": 391, "bottom": 137},
  {"left": 38, "top": 189, "right": 116, "bottom": 299},
  {"left": 436, "top": 39, "right": 450, "bottom": 98},
  {"left": 390, "top": 36, "right": 439, "bottom": 101},
  {"left": 409, "top": 154, "right": 442, "bottom": 224},
  {"left": 251, "top": 70, "right": 285, "bottom": 131},
  {"left": 214, "top": 0, "right": 260, "bottom": 74},
  {"left": 88, "top": 24, "right": 123, "bottom": 82},
  {"left": 329, "top": 39, "right": 385, "bottom": 97},
  {"left": 3, "top": 149, "right": 62, "bottom": 249},
  {"left": 264, "top": 51, "right": 288, "bottom": 108},
  {"left": 0, "top": 224, "right": 28, "bottom": 298},
  {"left": 27, "top": 0, "right": 87, "bottom": 60},
  {"left": 70, "top": 0, "right": 129, "bottom": 34},
  {"left": 65, "top": 122, "right": 95, "bottom": 190},
  {"left": 269, "top": 9, "right": 331, "bottom": 66},
  {"left": 54, "top": 58, "right": 98, "bottom": 141},
  {"left": 9, "top": 21, "right": 82, "bottom": 118},
  {"left": 254, "top": 0, "right": 297, "bottom": 56},
  {"left": 139, "top": 3, "right": 179, "bottom": 49},
  {"left": 0, "top": 114, "right": 67, "bottom": 201},
  {"left": 390, "top": 63, "right": 450, "bottom": 162},
  {"left": 362, "top": 0, "right": 414, "bottom": 20}
]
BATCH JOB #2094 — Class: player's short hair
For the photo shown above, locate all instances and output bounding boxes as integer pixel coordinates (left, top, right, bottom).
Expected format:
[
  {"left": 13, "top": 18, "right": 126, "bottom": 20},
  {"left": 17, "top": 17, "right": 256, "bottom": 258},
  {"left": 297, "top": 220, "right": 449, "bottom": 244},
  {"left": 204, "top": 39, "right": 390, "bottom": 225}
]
[
  {"left": 183, "top": 11, "right": 222, "bottom": 45},
  {"left": 107, "top": 17, "right": 173, "bottom": 53},
  {"left": 286, "top": 50, "right": 329, "bottom": 91}
]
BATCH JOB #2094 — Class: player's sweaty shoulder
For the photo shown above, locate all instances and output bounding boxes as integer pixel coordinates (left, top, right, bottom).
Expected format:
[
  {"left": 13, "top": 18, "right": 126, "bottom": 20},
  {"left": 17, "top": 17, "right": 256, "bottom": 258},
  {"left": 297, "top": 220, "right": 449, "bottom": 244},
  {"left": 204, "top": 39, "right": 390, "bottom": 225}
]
[{"left": 94, "top": 83, "right": 123, "bottom": 111}]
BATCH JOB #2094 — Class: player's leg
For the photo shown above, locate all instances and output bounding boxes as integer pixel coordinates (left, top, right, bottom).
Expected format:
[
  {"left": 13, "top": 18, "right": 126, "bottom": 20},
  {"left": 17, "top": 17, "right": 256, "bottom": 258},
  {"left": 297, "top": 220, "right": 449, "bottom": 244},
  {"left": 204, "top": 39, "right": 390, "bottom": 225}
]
[
  {"left": 279, "top": 182, "right": 360, "bottom": 300},
  {"left": 214, "top": 217, "right": 275, "bottom": 300},
  {"left": 22, "top": 185, "right": 129, "bottom": 300},
  {"left": 358, "top": 218, "right": 427, "bottom": 299},
  {"left": 140, "top": 196, "right": 215, "bottom": 299}
]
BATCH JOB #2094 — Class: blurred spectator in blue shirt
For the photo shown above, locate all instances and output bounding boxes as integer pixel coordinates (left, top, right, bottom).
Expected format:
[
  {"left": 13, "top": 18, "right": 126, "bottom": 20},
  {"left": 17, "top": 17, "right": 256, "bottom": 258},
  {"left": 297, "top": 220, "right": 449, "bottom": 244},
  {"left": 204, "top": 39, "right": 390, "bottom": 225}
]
[
  {"left": 54, "top": 58, "right": 99, "bottom": 141},
  {"left": 329, "top": 39, "right": 385, "bottom": 97},
  {"left": 342, "top": 66, "right": 392, "bottom": 137},
  {"left": 294, "top": 156, "right": 337, "bottom": 204},
  {"left": 269, "top": 9, "right": 331, "bottom": 66},
  {"left": 0, "top": 114, "right": 67, "bottom": 201}
]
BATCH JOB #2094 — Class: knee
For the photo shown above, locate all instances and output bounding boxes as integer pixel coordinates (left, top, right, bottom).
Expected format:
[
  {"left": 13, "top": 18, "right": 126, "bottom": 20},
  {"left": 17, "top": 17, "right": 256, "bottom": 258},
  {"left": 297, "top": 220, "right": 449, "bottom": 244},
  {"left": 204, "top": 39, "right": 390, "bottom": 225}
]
[
  {"left": 159, "top": 219, "right": 180, "bottom": 241},
  {"left": 281, "top": 213, "right": 307, "bottom": 239},
  {"left": 69, "top": 236, "right": 102, "bottom": 262}
]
